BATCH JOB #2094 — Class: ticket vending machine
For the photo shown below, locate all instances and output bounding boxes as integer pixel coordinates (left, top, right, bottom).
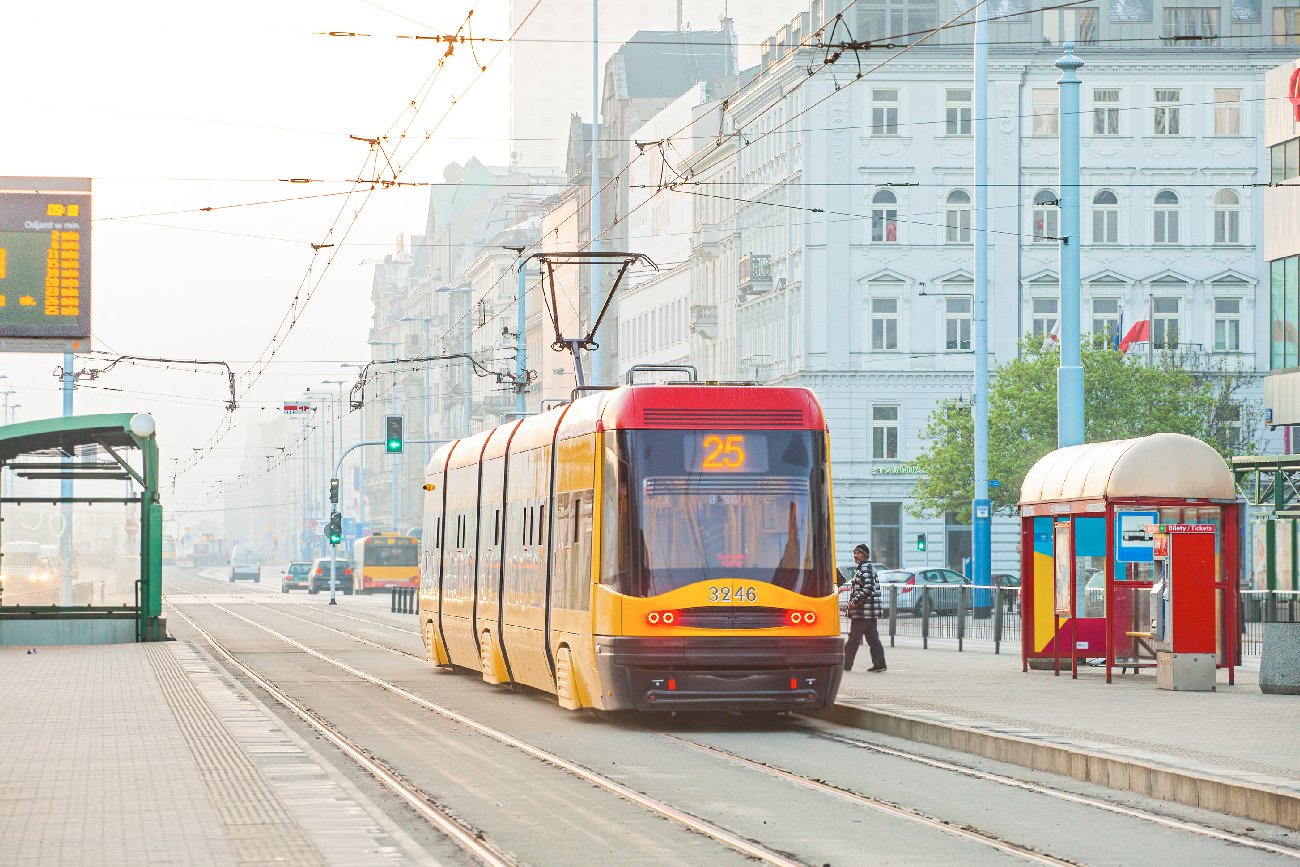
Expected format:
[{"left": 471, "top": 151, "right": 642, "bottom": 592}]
[{"left": 1148, "top": 524, "right": 1217, "bottom": 691}]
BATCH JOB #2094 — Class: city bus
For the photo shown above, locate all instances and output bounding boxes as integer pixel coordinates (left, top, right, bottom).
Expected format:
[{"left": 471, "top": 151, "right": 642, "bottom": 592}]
[
  {"left": 419, "top": 383, "right": 843, "bottom": 712},
  {"left": 352, "top": 532, "right": 420, "bottom": 593}
]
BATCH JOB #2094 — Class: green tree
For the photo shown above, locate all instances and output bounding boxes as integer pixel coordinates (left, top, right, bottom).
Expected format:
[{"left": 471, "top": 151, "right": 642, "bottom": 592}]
[{"left": 911, "top": 337, "right": 1260, "bottom": 522}]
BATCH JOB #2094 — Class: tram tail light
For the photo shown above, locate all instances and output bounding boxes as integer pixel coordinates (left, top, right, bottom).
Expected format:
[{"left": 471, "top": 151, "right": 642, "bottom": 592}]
[
  {"left": 787, "top": 610, "right": 818, "bottom": 626},
  {"left": 646, "top": 609, "right": 678, "bottom": 626},
  {"left": 667, "top": 678, "right": 677, "bottom": 691}
]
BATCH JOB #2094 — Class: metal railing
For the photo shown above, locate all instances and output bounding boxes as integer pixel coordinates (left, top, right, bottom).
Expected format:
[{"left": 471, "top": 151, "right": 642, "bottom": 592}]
[
  {"left": 844, "top": 586, "right": 1300, "bottom": 658},
  {"left": 1241, "top": 590, "right": 1300, "bottom": 657}
]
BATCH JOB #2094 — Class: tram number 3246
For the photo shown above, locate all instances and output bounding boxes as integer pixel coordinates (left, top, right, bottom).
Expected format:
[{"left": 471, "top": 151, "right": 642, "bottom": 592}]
[{"left": 709, "top": 586, "right": 759, "bottom": 603}]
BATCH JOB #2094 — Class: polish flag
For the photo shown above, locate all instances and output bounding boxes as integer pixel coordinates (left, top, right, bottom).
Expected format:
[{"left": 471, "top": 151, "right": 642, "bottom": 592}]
[
  {"left": 1041, "top": 319, "right": 1060, "bottom": 352},
  {"left": 1118, "top": 301, "right": 1151, "bottom": 354}
]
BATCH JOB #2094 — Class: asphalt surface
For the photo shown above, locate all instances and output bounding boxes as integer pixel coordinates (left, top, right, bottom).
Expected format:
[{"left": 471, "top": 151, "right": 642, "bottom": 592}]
[{"left": 165, "top": 566, "right": 1300, "bottom": 866}]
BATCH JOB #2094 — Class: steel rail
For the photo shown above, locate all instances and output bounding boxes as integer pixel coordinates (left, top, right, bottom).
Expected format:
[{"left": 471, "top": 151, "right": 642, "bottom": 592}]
[
  {"left": 185, "top": 599, "right": 803, "bottom": 867},
  {"left": 165, "top": 603, "right": 515, "bottom": 867},
  {"left": 806, "top": 729, "right": 1300, "bottom": 861}
]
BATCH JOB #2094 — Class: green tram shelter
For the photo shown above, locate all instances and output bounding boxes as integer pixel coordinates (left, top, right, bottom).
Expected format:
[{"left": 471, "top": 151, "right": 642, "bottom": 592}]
[
  {"left": 0, "top": 413, "right": 166, "bottom": 643},
  {"left": 1233, "top": 454, "right": 1300, "bottom": 596}
]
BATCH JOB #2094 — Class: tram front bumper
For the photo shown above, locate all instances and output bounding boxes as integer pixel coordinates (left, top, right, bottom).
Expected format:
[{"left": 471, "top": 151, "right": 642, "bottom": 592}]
[{"left": 594, "top": 635, "right": 845, "bottom": 712}]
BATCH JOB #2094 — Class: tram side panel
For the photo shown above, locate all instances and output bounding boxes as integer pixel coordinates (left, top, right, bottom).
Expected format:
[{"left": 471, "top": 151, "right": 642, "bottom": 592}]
[
  {"left": 442, "top": 461, "right": 481, "bottom": 668},
  {"left": 548, "top": 432, "right": 599, "bottom": 708},
  {"left": 475, "top": 453, "right": 508, "bottom": 675},
  {"left": 502, "top": 444, "right": 555, "bottom": 692},
  {"left": 420, "top": 447, "right": 452, "bottom": 666}
]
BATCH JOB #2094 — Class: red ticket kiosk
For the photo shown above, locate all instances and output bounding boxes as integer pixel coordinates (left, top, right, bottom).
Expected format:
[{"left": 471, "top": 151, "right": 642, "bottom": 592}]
[
  {"left": 1018, "top": 433, "right": 1240, "bottom": 684},
  {"left": 1150, "top": 524, "right": 1218, "bottom": 690}
]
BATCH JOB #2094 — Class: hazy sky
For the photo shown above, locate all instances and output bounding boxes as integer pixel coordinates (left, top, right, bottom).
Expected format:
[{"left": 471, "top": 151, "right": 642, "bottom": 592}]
[{"left": 1, "top": 0, "right": 515, "bottom": 506}]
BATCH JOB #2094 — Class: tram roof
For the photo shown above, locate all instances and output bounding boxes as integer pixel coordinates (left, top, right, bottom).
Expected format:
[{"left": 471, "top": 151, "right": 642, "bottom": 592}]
[
  {"left": 1019, "top": 433, "right": 1235, "bottom": 504},
  {"left": 599, "top": 384, "right": 826, "bottom": 430}
]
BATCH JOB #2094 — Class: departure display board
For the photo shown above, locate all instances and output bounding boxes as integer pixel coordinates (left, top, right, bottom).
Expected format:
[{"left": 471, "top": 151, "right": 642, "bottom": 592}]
[{"left": 0, "top": 177, "right": 92, "bottom": 341}]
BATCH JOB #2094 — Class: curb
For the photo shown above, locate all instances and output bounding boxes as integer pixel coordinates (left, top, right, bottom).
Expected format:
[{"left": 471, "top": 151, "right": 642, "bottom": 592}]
[{"left": 809, "top": 701, "right": 1300, "bottom": 830}]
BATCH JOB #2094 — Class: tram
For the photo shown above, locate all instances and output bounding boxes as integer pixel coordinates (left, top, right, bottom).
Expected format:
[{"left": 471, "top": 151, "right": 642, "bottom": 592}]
[
  {"left": 418, "top": 383, "right": 844, "bottom": 712},
  {"left": 353, "top": 532, "right": 420, "bottom": 592}
]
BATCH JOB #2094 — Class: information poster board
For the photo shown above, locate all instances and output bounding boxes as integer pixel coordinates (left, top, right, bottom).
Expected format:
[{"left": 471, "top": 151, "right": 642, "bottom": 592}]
[
  {"left": 0, "top": 177, "right": 92, "bottom": 342},
  {"left": 1054, "top": 521, "right": 1073, "bottom": 616}
]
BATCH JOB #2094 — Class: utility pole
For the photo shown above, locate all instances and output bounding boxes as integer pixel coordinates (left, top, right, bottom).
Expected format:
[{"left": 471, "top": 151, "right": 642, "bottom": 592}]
[
  {"left": 971, "top": 0, "right": 992, "bottom": 601},
  {"left": 369, "top": 339, "right": 401, "bottom": 533},
  {"left": 341, "top": 361, "right": 367, "bottom": 532},
  {"left": 60, "top": 352, "right": 74, "bottom": 605},
  {"left": 590, "top": 0, "right": 603, "bottom": 385},
  {"left": 1056, "top": 44, "right": 1085, "bottom": 447}
]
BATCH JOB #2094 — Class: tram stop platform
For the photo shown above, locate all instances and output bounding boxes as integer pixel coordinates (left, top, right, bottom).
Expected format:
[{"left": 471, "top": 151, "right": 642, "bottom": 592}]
[
  {"left": 827, "top": 640, "right": 1300, "bottom": 830},
  {"left": 0, "top": 641, "right": 427, "bottom": 866}
]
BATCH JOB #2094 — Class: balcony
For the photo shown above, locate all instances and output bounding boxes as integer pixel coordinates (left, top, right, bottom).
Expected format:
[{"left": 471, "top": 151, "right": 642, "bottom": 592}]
[
  {"left": 738, "top": 254, "right": 773, "bottom": 297},
  {"left": 690, "top": 304, "right": 718, "bottom": 339}
]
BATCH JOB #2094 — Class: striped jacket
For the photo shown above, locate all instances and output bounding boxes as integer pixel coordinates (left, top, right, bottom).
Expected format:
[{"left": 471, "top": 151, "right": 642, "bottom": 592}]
[{"left": 847, "top": 561, "right": 884, "bottom": 620}]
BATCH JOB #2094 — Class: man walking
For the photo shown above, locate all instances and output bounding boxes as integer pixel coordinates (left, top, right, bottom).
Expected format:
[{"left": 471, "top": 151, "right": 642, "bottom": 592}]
[{"left": 844, "top": 544, "right": 886, "bottom": 672}]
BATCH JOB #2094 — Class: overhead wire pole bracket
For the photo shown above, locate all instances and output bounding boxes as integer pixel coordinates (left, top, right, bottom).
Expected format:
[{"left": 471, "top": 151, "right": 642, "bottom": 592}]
[{"left": 521, "top": 251, "right": 657, "bottom": 390}]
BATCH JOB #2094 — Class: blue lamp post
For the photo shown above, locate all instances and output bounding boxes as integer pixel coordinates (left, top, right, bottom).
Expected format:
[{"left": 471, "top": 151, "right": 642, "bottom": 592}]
[{"left": 1057, "top": 43, "right": 1085, "bottom": 448}]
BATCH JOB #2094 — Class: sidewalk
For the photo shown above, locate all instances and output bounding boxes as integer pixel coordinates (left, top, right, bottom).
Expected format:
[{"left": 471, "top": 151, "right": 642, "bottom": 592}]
[
  {"left": 0, "top": 641, "right": 425, "bottom": 866},
  {"left": 827, "top": 639, "right": 1300, "bottom": 828}
]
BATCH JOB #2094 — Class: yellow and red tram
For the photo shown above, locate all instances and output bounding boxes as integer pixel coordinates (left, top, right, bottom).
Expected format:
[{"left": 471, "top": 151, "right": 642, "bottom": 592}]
[{"left": 418, "top": 384, "right": 843, "bottom": 712}]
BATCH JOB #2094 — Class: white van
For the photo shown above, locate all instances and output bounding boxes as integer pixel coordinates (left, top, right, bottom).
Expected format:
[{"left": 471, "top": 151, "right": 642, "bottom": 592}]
[{"left": 229, "top": 545, "right": 262, "bottom": 583}]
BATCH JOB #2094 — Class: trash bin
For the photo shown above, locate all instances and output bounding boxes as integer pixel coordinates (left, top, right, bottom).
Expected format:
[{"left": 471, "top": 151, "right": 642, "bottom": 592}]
[{"left": 1259, "top": 622, "right": 1300, "bottom": 695}]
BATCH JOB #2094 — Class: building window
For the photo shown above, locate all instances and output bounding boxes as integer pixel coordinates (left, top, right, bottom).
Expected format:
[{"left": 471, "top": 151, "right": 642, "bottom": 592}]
[
  {"left": 1044, "top": 7, "right": 1099, "bottom": 43},
  {"left": 858, "top": 0, "right": 940, "bottom": 42},
  {"left": 1092, "top": 297, "right": 1120, "bottom": 342},
  {"left": 1154, "top": 89, "right": 1181, "bottom": 136},
  {"left": 945, "top": 296, "right": 972, "bottom": 351},
  {"left": 1214, "top": 89, "right": 1241, "bottom": 136},
  {"left": 1214, "top": 189, "right": 1240, "bottom": 244},
  {"left": 945, "top": 189, "right": 972, "bottom": 243},
  {"left": 1032, "top": 189, "right": 1059, "bottom": 243},
  {"left": 1233, "top": 0, "right": 1261, "bottom": 22},
  {"left": 1152, "top": 296, "right": 1181, "bottom": 349},
  {"left": 1163, "top": 7, "right": 1218, "bottom": 39},
  {"left": 871, "top": 502, "right": 902, "bottom": 570},
  {"left": 1111, "top": 0, "right": 1152, "bottom": 23},
  {"left": 1214, "top": 297, "right": 1242, "bottom": 351},
  {"left": 1092, "top": 190, "right": 1119, "bottom": 244},
  {"left": 945, "top": 88, "right": 972, "bottom": 135},
  {"left": 1274, "top": 7, "right": 1300, "bottom": 44},
  {"left": 1032, "top": 297, "right": 1059, "bottom": 340},
  {"left": 1032, "top": 88, "right": 1059, "bottom": 136},
  {"left": 870, "top": 297, "right": 900, "bottom": 350},
  {"left": 872, "top": 89, "right": 899, "bottom": 135},
  {"left": 871, "top": 189, "right": 899, "bottom": 242},
  {"left": 872, "top": 405, "right": 900, "bottom": 460},
  {"left": 1093, "top": 89, "right": 1120, "bottom": 135},
  {"left": 1272, "top": 257, "right": 1299, "bottom": 370},
  {"left": 1270, "top": 137, "right": 1300, "bottom": 184},
  {"left": 1153, "top": 190, "right": 1180, "bottom": 245},
  {"left": 1216, "top": 404, "right": 1244, "bottom": 450}
]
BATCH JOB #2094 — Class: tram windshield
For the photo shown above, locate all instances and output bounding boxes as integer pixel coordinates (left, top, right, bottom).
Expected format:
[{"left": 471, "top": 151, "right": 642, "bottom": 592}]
[{"left": 606, "top": 429, "right": 831, "bottom": 598}]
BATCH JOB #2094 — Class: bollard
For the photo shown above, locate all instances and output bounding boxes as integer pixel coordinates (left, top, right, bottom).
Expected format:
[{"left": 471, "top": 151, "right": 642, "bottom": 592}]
[
  {"left": 993, "top": 580, "right": 1004, "bottom": 654},
  {"left": 391, "top": 587, "right": 398, "bottom": 613},
  {"left": 922, "top": 585, "right": 930, "bottom": 649},
  {"left": 958, "top": 584, "right": 966, "bottom": 651},
  {"left": 889, "top": 584, "right": 898, "bottom": 647}
]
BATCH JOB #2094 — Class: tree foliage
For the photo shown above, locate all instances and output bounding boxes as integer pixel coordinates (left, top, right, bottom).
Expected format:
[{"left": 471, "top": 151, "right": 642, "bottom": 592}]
[{"left": 910, "top": 338, "right": 1260, "bottom": 522}]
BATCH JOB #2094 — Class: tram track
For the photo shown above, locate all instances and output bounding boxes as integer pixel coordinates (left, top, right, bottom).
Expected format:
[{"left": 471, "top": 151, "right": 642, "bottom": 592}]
[
  {"left": 170, "top": 595, "right": 805, "bottom": 867},
  {"left": 165, "top": 603, "right": 517, "bottom": 867},
  {"left": 167, "top": 573, "right": 1300, "bottom": 864}
]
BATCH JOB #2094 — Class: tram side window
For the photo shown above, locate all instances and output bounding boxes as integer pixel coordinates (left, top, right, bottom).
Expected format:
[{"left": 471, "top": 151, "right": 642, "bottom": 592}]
[{"left": 601, "top": 444, "right": 632, "bottom": 587}]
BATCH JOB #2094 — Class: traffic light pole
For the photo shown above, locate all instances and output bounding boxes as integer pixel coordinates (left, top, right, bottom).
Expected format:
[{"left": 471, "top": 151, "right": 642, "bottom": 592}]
[{"left": 324, "top": 437, "right": 448, "bottom": 606}]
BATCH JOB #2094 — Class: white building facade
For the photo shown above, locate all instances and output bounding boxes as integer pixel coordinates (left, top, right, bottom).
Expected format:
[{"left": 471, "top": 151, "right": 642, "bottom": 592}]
[{"left": 690, "top": 2, "right": 1298, "bottom": 571}]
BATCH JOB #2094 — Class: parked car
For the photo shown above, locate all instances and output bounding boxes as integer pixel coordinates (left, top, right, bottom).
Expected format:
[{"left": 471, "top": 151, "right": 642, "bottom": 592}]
[
  {"left": 229, "top": 545, "right": 262, "bottom": 583},
  {"left": 992, "top": 572, "right": 1021, "bottom": 613},
  {"left": 876, "top": 568, "right": 971, "bottom": 616},
  {"left": 308, "top": 558, "right": 354, "bottom": 595},
  {"left": 281, "top": 561, "right": 312, "bottom": 594}
]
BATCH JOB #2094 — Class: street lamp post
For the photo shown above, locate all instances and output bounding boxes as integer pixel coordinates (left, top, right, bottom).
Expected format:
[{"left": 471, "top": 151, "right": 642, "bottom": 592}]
[
  {"left": 435, "top": 286, "right": 473, "bottom": 437},
  {"left": 341, "top": 362, "right": 367, "bottom": 532},
  {"left": 369, "top": 339, "right": 402, "bottom": 533},
  {"left": 400, "top": 315, "right": 437, "bottom": 472}
]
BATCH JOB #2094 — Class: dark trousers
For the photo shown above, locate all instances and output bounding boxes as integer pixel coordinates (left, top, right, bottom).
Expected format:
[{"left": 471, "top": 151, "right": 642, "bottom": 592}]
[{"left": 845, "top": 617, "right": 886, "bottom": 671}]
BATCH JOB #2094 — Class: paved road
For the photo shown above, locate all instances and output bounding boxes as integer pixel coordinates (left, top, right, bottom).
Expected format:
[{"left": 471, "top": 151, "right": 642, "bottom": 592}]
[{"left": 165, "top": 567, "right": 1300, "bottom": 865}]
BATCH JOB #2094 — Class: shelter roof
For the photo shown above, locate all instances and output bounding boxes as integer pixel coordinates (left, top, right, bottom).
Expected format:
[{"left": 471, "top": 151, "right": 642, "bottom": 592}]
[
  {"left": 0, "top": 413, "right": 144, "bottom": 464},
  {"left": 1019, "top": 433, "right": 1235, "bottom": 504}
]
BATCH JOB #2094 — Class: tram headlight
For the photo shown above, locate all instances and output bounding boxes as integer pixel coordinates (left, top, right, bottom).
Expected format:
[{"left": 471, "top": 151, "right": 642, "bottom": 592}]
[
  {"left": 646, "top": 609, "right": 678, "bottom": 626},
  {"left": 787, "top": 610, "right": 818, "bottom": 626}
]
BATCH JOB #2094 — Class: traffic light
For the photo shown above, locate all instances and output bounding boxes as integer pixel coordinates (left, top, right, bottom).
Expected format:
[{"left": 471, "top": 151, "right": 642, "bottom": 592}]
[
  {"left": 916, "top": 532, "right": 928, "bottom": 552},
  {"left": 327, "top": 511, "right": 343, "bottom": 546},
  {"left": 385, "top": 415, "right": 404, "bottom": 453},
  {"left": 329, "top": 477, "right": 340, "bottom": 504}
]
